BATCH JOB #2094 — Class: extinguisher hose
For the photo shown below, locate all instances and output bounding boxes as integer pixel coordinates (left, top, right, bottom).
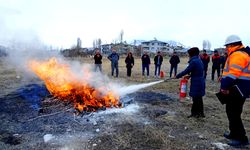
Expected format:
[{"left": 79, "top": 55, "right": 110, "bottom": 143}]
[{"left": 164, "top": 78, "right": 173, "bottom": 82}]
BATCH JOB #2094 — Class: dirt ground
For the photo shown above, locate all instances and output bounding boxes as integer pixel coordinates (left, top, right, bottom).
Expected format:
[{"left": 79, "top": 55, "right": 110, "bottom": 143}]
[{"left": 0, "top": 55, "right": 249, "bottom": 150}]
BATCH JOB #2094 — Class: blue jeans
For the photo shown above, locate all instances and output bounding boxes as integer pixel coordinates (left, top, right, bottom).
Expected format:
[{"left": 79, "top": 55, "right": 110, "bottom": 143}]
[
  {"left": 155, "top": 65, "right": 161, "bottom": 76},
  {"left": 95, "top": 64, "right": 102, "bottom": 72},
  {"left": 142, "top": 64, "right": 149, "bottom": 76},
  {"left": 111, "top": 62, "right": 119, "bottom": 77},
  {"left": 170, "top": 65, "right": 178, "bottom": 77}
]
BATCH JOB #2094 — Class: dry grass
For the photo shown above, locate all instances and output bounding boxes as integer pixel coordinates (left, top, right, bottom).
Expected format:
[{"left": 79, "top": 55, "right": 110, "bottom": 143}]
[
  {"left": 0, "top": 56, "right": 249, "bottom": 150},
  {"left": 75, "top": 56, "right": 250, "bottom": 150}
]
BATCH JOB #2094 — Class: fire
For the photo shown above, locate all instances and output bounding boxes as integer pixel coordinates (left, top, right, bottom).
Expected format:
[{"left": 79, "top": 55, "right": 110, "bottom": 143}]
[{"left": 28, "top": 57, "right": 120, "bottom": 112}]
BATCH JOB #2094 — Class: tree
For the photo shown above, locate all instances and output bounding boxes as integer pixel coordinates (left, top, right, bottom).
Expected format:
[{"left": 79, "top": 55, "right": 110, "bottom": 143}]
[
  {"left": 119, "top": 29, "right": 124, "bottom": 43},
  {"left": 92, "top": 40, "right": 95, "bottom": 48},
  {"left": 97, "top": 38, "right": 102, "bottom": 49},
  {"left": 202, "top": 40, "right": 211, "bottom": 50},
  {"left": 93, "top": 38, "right": 102, "bottom": 49},
  {"left": 77, "top": 37, "right": 82, "bottom": 49}
]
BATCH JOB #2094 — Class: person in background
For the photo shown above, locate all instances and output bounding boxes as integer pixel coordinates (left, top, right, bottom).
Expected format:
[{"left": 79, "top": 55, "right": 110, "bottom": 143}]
[
  {"left": 175, "top": 47, "right": 205, "bottom": 118},
  {"left": 154, "top": 51, "right": 163, "bottom": 77},
  {"left": 219, "top": 35, "right": 249, "bottom": 147},
  {"left": 220, "top": 52, "right": 228, "bottom": 74},
  {"left": 93, "top": 48, "right": 102, "bottom": 72},
  {"left": 199, "top": 50, "right": 210, "bottom": 79},
  {"left": 211, "top": 50, "right": 221, "bottom": 81},
  {"left": 125, "top": 52, "right": 134, "bottom": 77},
  {"left": 108, "top": 48, "right": 119, "bottom": 77},
  {"left": 169, "top": 51, "right": 180, "bottom": 78},
  {"left": 141, "top": 51, "right": 151, "bottom": 77}
]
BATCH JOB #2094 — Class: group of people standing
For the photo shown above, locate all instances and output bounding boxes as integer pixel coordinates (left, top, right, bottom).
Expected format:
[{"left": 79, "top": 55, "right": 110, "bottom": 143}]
[
  {"left": 94, "top": 48, "right": 122, "bottom": 77},
  {"left": 200, "top": 49, "right": 228, "bottom": 80},
  {"left": 140, "top": 51, "right": 180, "bottom": 78},
  {"left": 94, "top": 48, "right": 181, "bottom": 78}
]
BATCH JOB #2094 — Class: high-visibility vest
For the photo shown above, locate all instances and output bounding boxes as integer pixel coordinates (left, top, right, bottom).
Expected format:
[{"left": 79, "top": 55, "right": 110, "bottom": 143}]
[{"left": 222, "top": 50, "right": 250, "bottom": 80}]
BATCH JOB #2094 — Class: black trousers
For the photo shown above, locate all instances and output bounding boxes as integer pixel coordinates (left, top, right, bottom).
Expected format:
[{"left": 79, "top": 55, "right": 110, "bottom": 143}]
[
  {"left": 211, "top": 66, "right": 220, "bottom": 80},
  {"left": 127, "top": 67, "right": 132, "bottom": 77},
  {"left": 226, "top": 95, "right": 248, "bottom": 141},
  {"left": 203, "top": 66, "right": 208, "bottom": 79},
  {"left": 191, "top": 96, "right": 204, "bottom": 116}
]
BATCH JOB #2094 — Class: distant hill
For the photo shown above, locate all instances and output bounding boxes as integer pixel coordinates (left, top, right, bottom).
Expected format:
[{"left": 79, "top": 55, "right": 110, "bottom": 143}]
[{"left": 166, "top": 40, "right": 186, "bottom": 48}]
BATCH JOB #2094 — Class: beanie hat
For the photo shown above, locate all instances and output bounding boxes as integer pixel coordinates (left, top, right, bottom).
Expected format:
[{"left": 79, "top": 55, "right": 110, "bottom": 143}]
[{"left": 188, "top": 47, "right": 200, "bottom": 57}]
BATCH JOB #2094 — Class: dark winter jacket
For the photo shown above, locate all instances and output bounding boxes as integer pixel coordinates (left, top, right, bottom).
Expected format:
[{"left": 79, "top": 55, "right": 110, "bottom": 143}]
[
  {"left": 125, "top": 56, "right": 134, "bottom": 68},
  {"left": 200, "top": 53, "right": 210, "bottom": 67},
  {"left": 94, "top": 54, "right": 102, "bottom": 64},
  {"left": 141, "top": 54, "right": 151, "bottom": 65},
  {"left": 212, "top": 54, "right": 221, "bottom": 68},
  {"left": 108, "top": 52, "right": 119, "bottom": 64},
  {"left": 154, "top": 55, "right": 163, "bottom": 65},
  {"left": 169, "top": 55, "right": 180, "bottom": 66},
  {"left": 220, "top": 55, "right": 227, "bottom": 69},
  {"left": 176, "top": 56, "right": 205, "bottom": 97}
]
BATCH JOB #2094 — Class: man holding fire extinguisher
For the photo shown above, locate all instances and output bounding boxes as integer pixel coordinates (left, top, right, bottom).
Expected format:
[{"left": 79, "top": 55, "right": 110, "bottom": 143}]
[{"left": 175, "top": 47, "right": 205, "bottom": 118}]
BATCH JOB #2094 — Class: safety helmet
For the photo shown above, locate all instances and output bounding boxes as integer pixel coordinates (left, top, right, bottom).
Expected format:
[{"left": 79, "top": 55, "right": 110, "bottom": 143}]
[{"left": 224, "top": 35, "right": 242, "bottom": 46}]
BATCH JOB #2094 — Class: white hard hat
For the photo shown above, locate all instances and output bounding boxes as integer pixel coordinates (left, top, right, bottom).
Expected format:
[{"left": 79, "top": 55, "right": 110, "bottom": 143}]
[{"left": 224, "top": 35, "right": 242, "bottom": 46}]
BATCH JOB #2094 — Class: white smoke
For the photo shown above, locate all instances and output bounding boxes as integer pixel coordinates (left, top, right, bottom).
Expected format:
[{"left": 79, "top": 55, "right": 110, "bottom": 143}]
[
  {"left": 0, "top": 9, "right": 59, "bottom": 74},
  {"left": 62, "top": 59, "right": 164, "bottom": 97},
  {"left": 3, "top": 37, "right": 60, "bottom": 82},
  {"left": 0, "top": 15, "right": 162, "bottom": 98}
]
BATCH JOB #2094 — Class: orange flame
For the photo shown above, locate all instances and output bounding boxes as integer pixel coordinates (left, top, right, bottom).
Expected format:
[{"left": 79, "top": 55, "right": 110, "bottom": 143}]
[{"left": 28, "top": 57, "right": 120, "bottom": 112}]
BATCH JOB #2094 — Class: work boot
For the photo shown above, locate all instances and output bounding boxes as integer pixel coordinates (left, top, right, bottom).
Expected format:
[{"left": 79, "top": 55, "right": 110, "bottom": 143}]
[
  {"left": 223, "top": 132, "right": 233, "bottom": 140},
  {"left": 227, "top": 139, "right": 249, "bottom": 147},
  {"left": 187, "top": 114, "right": 198, "bottom": 118},
  {"left": 198, "top": 114, "right": 205, "bottom": 118}
]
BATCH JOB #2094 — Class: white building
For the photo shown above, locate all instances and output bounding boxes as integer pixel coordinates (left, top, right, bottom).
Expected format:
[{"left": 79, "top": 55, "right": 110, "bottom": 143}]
[{"left": 141, "top": 40, "right": 169, "bottom": 53}]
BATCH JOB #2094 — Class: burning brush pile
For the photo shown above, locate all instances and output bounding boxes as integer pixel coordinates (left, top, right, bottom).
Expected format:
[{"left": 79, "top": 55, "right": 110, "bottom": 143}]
[{"left": 28, "top": 57, "right": 121, "bottom": 114}]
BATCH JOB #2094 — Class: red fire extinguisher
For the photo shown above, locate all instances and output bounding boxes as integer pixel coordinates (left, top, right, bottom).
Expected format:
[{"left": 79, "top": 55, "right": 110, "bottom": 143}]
[
  {"left": 179, "top": 77, "right": 188, "bottom": 98},
  {"left": 160, "top": 71, "right": 164, "bottom": 78}
]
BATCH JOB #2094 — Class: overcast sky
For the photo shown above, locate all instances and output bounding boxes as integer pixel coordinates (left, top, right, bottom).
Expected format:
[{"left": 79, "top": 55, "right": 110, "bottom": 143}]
[{"left": 0, "top": 0, "right": 250, "bottom": 49}]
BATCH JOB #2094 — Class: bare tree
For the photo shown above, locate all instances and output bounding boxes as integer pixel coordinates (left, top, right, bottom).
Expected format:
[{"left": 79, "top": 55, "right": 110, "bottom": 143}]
[
  {"left": 202, "top": 40, "right": 211, "bottom": 50},
  {"left": 119, "top": 29, "right": 124, "bottom": 43},
  {"left": 97, "top": 38, "right": 102, "bottom": 49},
  {"left": 93, "top": 40, "right": 96, "bottom": 48},
  {"left": 93, "top": 38, "right": 102, "bottom": 49},
  {"left": 77, "top": 37, "right": 82, "bottom": 48}
]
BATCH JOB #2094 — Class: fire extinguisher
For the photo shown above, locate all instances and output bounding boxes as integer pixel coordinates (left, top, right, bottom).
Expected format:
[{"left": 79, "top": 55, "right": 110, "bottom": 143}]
[
  {"left": 179, "top": 77, "right": 188, "bottom": 98},
  {"left": 160, "top": 71, "right": 164, "bottom": 78}
]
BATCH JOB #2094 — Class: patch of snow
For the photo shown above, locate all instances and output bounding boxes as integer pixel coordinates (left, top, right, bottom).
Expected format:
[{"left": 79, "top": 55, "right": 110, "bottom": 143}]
[
  {"left": 212, "top": 142, "right": 228, "bottom": 150},
  {"left": 43, "top": 134, "right": 54, "bottom": 143},
  {"left": 97, "top": 103, "right": 140, "bottom": 115}
]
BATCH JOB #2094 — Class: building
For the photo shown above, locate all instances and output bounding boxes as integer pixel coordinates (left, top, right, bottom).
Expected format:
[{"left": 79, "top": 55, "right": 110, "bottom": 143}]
[
  {"left": 101, "top": 44, "right": 113, "bottom": 54},
  {"left": 141, "top": 40, "right": 168, "bottom": 53},
  {"left": 101, "top": 43, "right": 136, "bottom": 55}
]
